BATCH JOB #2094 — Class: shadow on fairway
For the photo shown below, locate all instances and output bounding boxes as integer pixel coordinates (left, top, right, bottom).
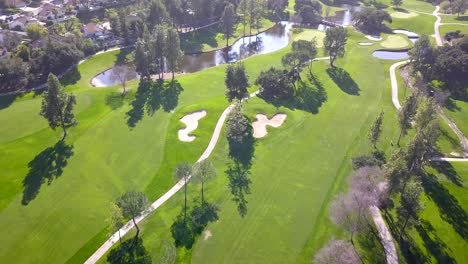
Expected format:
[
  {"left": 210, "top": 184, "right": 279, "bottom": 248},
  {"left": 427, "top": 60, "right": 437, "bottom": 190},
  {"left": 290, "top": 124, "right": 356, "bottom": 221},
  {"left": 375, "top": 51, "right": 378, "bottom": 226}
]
[
  {"left": 225, "top": 161, "right": 252, "bottom": 218},
  {"left": 105, "top": 91, "right": 126, "bottom": 110},
  {"left": 260, "top": 74, "right": 328, "bottom": 114},
  {"left": 22, "top": 140, "right": 74, "bottom": 205},
  {"left": 126, "top": 80, "right": 183, "bottom": 128},
  {"left": 416, "top": 220, "right": 456, "bottom": 263},
  {"left": 115, "top": 47, "right": 133, "bottom": 65},
  {"left": 326, "top": 67, "right": 360, "bottom": 96},
  {"left": 61, "top": 67, "right": 82, "bottom": 87},
  {"left": 431, "top": 161, "right": 462, "bottom": 186},
  {"left": 422, "top": 173, "right": 468, "bottom": 241},
  {"left": 107, "top": 237, "right": 152, "bottom": 264},
  {"left": 0, "top": 94, "right": 19, "bottom": 110}
]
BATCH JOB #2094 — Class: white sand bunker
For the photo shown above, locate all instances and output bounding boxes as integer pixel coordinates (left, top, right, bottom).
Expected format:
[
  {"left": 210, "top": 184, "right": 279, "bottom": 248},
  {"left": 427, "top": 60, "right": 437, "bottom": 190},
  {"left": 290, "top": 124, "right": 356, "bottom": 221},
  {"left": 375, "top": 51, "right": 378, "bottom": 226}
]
[
  {"left": 252, "top": 113, "right": 287, "bottom": 138},
  {"left": 359, "top": 42, "right": 374, "bottom": 46},
  {"left": 365, "top": 35, "right": 382, "bottom": 41},
  {"left": 178, "top": 110, "right": 207, "bottom": 142},
  {"left": 203, "top": 230, "right": 212, "bottom": 240}
]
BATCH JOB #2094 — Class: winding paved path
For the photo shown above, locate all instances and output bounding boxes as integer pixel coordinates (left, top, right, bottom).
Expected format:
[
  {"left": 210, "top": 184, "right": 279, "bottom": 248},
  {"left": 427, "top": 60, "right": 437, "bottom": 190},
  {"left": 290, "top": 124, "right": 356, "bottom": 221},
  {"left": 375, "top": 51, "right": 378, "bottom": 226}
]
[{"left": 84, "top": 57, "right": 330, "bottom": 263}]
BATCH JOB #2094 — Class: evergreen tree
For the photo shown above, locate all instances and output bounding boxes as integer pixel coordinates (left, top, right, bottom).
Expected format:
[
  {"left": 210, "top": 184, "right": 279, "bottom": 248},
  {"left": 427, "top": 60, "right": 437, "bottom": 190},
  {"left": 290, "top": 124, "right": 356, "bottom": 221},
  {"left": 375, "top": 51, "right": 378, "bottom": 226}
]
[{"left": 40, "top": 74, "right": 77, "bottom": 140}]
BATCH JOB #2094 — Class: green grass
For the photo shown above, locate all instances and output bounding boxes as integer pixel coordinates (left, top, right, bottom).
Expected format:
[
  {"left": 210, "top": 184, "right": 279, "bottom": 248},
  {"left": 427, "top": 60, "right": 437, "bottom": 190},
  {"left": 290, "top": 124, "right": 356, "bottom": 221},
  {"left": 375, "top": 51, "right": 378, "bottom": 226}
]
[
  {"left": 404, "top": 163, "right": 468, "bottom": 263},
  {"left": 292, "top": 28, "right": 325, "bottom": 46},
  {"left": 380, "top": 34, "right": 412, "bottom": 49},
  {"left": 380, "top": 0, "right": 436, "bottom": 13},
  {"left": 1, "top": 3, "right": 467, "bottom": 263},
  {"left": 440, "top": 14, "right": 468, "bottom": 25},
  {"left": 444, "top": 97, "right": 468, "bottom": 137},
  {"left": 439, "top": 24, "right": 468, "bottom": 37}
]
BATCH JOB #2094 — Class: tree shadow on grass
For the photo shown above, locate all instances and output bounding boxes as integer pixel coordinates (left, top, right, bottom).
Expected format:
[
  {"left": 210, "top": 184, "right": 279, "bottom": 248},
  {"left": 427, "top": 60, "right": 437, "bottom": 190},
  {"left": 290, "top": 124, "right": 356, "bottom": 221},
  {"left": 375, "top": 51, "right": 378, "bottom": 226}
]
[
  {"left": 105, "top": 92, "right": 126, "bottom": 110},
  {"left": 22, "top": 141, "right": 74, "bottom": 205},
  {"left": 126, "top": 79, "right": 184, "bottom": 128},
  {"left": 180, "top": 26, "right": 218, "bottom": 53},
  {"left": 228, "top": 124, "right": 256, "bottom": 169},
  {"left": 260, "top": 74, "right": 327, "bottom": 114},
  {"left": 107, "top": 237, "right": 152, "bottom": 264},
  {"left": 326, "top": 67, "right": 360, "bottom": 96},
  {"left": 0, "top": 93, "right": 19, "bottom": 110},
  {"left": 431, "top": 161, "right": 462, "bottom": 186},
  {"left": 455, "top": 15, "right": 468, "bottom": 21},
  {"left": 358, "top": 226, "right": 386, "bottom": 264},
  {"left": 445, "top": 98, "right": 461, "bottom": 112},
  {"left": 416, "top": 219, "right": 456, "bottom": 264},
  {"left": 225, "top": 161, "right": 251, "bottom": 217},
  {"left": 115, "top": 47, "right": 134, "bottom": 65},
  {"left": 422, "top": 173, "right": 468, "bottom": 240}
]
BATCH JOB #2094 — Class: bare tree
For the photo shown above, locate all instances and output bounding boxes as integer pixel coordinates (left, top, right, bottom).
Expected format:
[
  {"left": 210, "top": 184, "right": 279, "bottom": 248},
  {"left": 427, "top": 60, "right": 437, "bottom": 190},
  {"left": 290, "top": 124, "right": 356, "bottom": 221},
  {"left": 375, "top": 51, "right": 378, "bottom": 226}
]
[
  {"left": 313, "top": 238, "right": 360, "bottom": 264},
  {"left": 110, "top": 64, "right": 137, "bottom": 95}
]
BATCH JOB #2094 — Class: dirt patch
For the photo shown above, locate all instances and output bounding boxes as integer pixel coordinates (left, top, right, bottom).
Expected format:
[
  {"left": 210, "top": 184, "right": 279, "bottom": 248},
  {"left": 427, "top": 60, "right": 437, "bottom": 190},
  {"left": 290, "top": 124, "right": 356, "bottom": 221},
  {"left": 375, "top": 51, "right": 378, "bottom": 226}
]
[
  {"left": 252, "top": 113, "right": 287, "bottom": 138},
  {"left": 178, "top": 110, "right": 207, "bottom": 142},
  {"left": 203, "top": 230, "right": 212, "bottom": 240}
]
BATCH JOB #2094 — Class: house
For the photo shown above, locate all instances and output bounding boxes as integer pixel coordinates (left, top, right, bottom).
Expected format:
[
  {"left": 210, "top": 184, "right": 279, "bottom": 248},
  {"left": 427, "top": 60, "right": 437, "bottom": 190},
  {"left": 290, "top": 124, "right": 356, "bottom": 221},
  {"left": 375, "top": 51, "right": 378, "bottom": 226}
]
[
  {"left": 8, "top": 16, "right": 40, "bottom": 31},
  {"left": 81, "top": 22, "right": 112, "bottom": 38},
  {"left": 37, "top": 3, "right": 66, "bottom": 23},
  {"left": 4, "top": 0, "right": 27, "bottom": 8}
]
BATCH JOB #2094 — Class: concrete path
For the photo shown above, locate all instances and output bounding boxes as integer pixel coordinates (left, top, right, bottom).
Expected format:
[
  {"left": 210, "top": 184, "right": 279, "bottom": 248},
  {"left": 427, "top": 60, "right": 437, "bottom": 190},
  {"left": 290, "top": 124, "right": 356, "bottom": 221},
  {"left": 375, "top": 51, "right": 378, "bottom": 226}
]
[
  {"left": 369, "top": 205, "right": 398, "bottom": 264},
  {"left": 433, "top": 6, "right": 443, "bottom": 46},
  {"left": 84, "top": 57, "right": 330, "bottom": 263},
  {"left": 389, "top": 60, "right": 410, "bottom": 110}
]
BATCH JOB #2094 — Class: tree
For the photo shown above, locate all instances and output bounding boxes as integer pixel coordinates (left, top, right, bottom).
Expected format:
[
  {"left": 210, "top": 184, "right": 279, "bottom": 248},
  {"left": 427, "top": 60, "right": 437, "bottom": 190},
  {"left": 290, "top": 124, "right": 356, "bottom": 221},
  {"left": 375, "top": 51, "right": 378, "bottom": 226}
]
[
  {"left": 3, "top": 31, "right": 22, "bottom": 51},
  {"left": 108, "top": 203, "right": 125, "bottom": 245},
  {"left": 323, "top": 27, "right": 348, "bottom": 67},
  {"left": 250, "top": 0, "right": 266, "bottom": 35},
  {"left": 192, "top": 159, "right": 217, "bottom": 205},
  {"left": 298, "top": 2, "right": 322, "bottom": 25},
  {"left": 397, "top": 94, "right": 418, "bottom": 146},
  {"left": 256, "top": 67, "right": 294, "bottom": 100},
  {"left": 353, "top": 9, "right": 392, "bottom": 33},
  {"left": 0, "top": 57, "right": 29, "bottom": 93},
  {"left": 453, "top": 0, "right": 467, "bottom": 17},
  {"left": 152, "top": 26, "right": 166, "bottom": 79},
  {"left": 396, "top": 181, "right": 424, "bottom": 239},
  {"left": 165, "top": 27, "right": 184, "bottom": 80},
  {"left": 116, "top": 191, "right": 149, "bottom": 238},
  {"left": 148, "top": 0, "right": 169, "bottom": 28},
  {"left": 221, "top": 3, "right": 237, "bottom": 48},
  {"left": 384, "top": 149, "right": 410, "bottom": 195},
  {"left": 391, "top": 0, "right": 403, "bottom": 7},
  {"left": 110, "top": 64, "right": 137, "bottom": 95},
  {"left": 25, "top": 23, "right": 48, "bottom": 41},
  {"left": 17, "top": 44, "right": 30, "bottom": 62},
  {"left": 408, "top": 34, "right": 436, "bottom": 80},
  {"left": 282, "top": 39, "right": 317, "bottom": 72},
  {"left": 226, "top": 103, "right": 250, "bottom": 144},
  {"left": 175, "top": 163, "right": 192, "bottom": 221},
  {"left": 40, "top": 74, "right": 77, "bottom": 140},
  {"left": 240, "top": 0, "right": 248, "bottom": 36},
  {"left": 225, "top": 62, "right": 250, "bottom": 102},
  {"left": 313, "top": 239, "right": 360, "bottom": 264},
  {"left": 368, "top": 111, "right": 384, "bottom": 149},
  {"left": 135, "top": 39, "right": 151, "bottom": 79}
]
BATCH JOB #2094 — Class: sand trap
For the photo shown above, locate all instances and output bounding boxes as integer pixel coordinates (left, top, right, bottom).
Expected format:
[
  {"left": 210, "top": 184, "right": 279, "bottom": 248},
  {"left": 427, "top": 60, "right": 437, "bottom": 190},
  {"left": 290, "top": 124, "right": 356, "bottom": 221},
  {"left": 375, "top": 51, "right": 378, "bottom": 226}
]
[
  {"left": 359, "top": 42, "right": 374, "bottom": 46},
  {"left": 365, "top": 35, "right": 383, "bottom": 41},
  {"left": 203, "top": 230, "right": 212, "bottom": 240},
  {"left": 178, "top": 110, "right": 207, "bottom": 142},
  {"left": 252, "top": 113, "right": 287, "bottom": 138}
]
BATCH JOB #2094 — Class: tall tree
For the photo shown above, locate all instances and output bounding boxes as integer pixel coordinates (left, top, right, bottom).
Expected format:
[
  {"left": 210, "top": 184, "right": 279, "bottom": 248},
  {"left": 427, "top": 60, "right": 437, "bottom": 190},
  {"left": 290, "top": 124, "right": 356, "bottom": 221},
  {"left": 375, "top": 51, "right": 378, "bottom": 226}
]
[
  {"left": 396, "top": 181, "right": 424, "bottom": 239},
  {"left": 165, "top": 27, "right": 184, "bottom": 80},
  {"left": 397, "top": 94, "right": 418, "bottom": 146},
  {"left": 192, "top": 159, "right": 217, "bottom": 205},
  {"left": 240, "top": 0, "right": 248, "bottom": 36},
  {"left": 408, "top": 34, "right": 436, "bottom": 80},
  {"left": 282, "top": 39, "right": 317, "bottom": 72},
  {"left": 108, "top": 203, "right": 125, "bottom": 245},
  {"left": 115, "top": 191, "right": 149, "bottom": 238},
  {"left": 152, "top": 26, "right": 167, "bottom": 79},
  {"left": 314, "top": 239, "right": 360, "bottom": 264},
  {"left": 226, "top": 103, "right": 250, "bottom": 143},
  {"left": 323, "top": 27, "right": 348, "bottom": 67},
  {"left": 221, "top": 3, "right": 238, "bottom": 48},
  {"left": 175, "top": 163, "right": 192, "bottom": 221},
  {"left": 135, "top": 39, "right": 151, "bottom": 79},
  {"left": 256, "top": 67, "right": 295, "bottom": 100},
  {"left": 391, "top": 0, "right": 403, "bottom": 7},
  {"left": 384, "top": 149, "right": 410, "bottom": 195},
  {"left": 368, "top": 111, "right": 384, "bottom": 149},
  {"left": 0, "top": 57, "right": 29, "bottom": 93},
  {"left": 149, "top": 0, "right": 169, "bottom": 27},
  {"left": 40, "top": 74, "right": 77, "bottom": 140},
  {"left": 453, "top": 0, "right": 466, "bottom": 17},
  {"left": 225, "top": 62, "right": 250, "bottom": 102}
]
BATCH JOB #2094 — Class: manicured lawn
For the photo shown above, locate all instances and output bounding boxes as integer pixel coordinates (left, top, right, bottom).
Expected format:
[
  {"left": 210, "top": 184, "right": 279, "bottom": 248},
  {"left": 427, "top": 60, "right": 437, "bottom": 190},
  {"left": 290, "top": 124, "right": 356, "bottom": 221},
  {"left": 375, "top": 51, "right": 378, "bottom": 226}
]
[
  {"left": 389, "top": 14, "right": 435, "bottom": 35},
  {"left": 440, "top": 14, "right": 468, "bottom": 25},
  {"left": 292, "top": 28, "right": 325, "bottom": 45},
  {"left": 439, "top": 24, "right": 468, "bottom": 37},
  {"left": 380, "top": 34, "right": 412, "bottom": 48},
  {"left": 444, "top": 97, "right": 468, "bottom": 137}
]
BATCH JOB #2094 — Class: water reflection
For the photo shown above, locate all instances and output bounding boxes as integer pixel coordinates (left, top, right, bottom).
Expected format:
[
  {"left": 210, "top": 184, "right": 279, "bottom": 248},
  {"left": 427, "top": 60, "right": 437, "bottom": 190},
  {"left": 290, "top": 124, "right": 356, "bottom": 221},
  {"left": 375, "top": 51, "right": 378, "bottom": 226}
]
[{"left": 372, "top": 50, "right": 410, "bottom": 60}]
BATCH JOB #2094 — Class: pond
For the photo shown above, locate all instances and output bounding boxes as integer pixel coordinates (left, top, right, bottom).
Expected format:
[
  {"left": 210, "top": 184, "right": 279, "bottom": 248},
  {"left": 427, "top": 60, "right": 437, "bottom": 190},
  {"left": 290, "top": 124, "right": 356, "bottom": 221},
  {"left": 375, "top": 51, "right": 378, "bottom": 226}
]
[
  {"left": 92, "top": 67, "right": 139, "bottom": 87},
  {"left": 92, "top": 6, "right": 363, "bottom": 87},
  {"left": 372, "top": 50, "right": 410, "bottom": 60}
]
